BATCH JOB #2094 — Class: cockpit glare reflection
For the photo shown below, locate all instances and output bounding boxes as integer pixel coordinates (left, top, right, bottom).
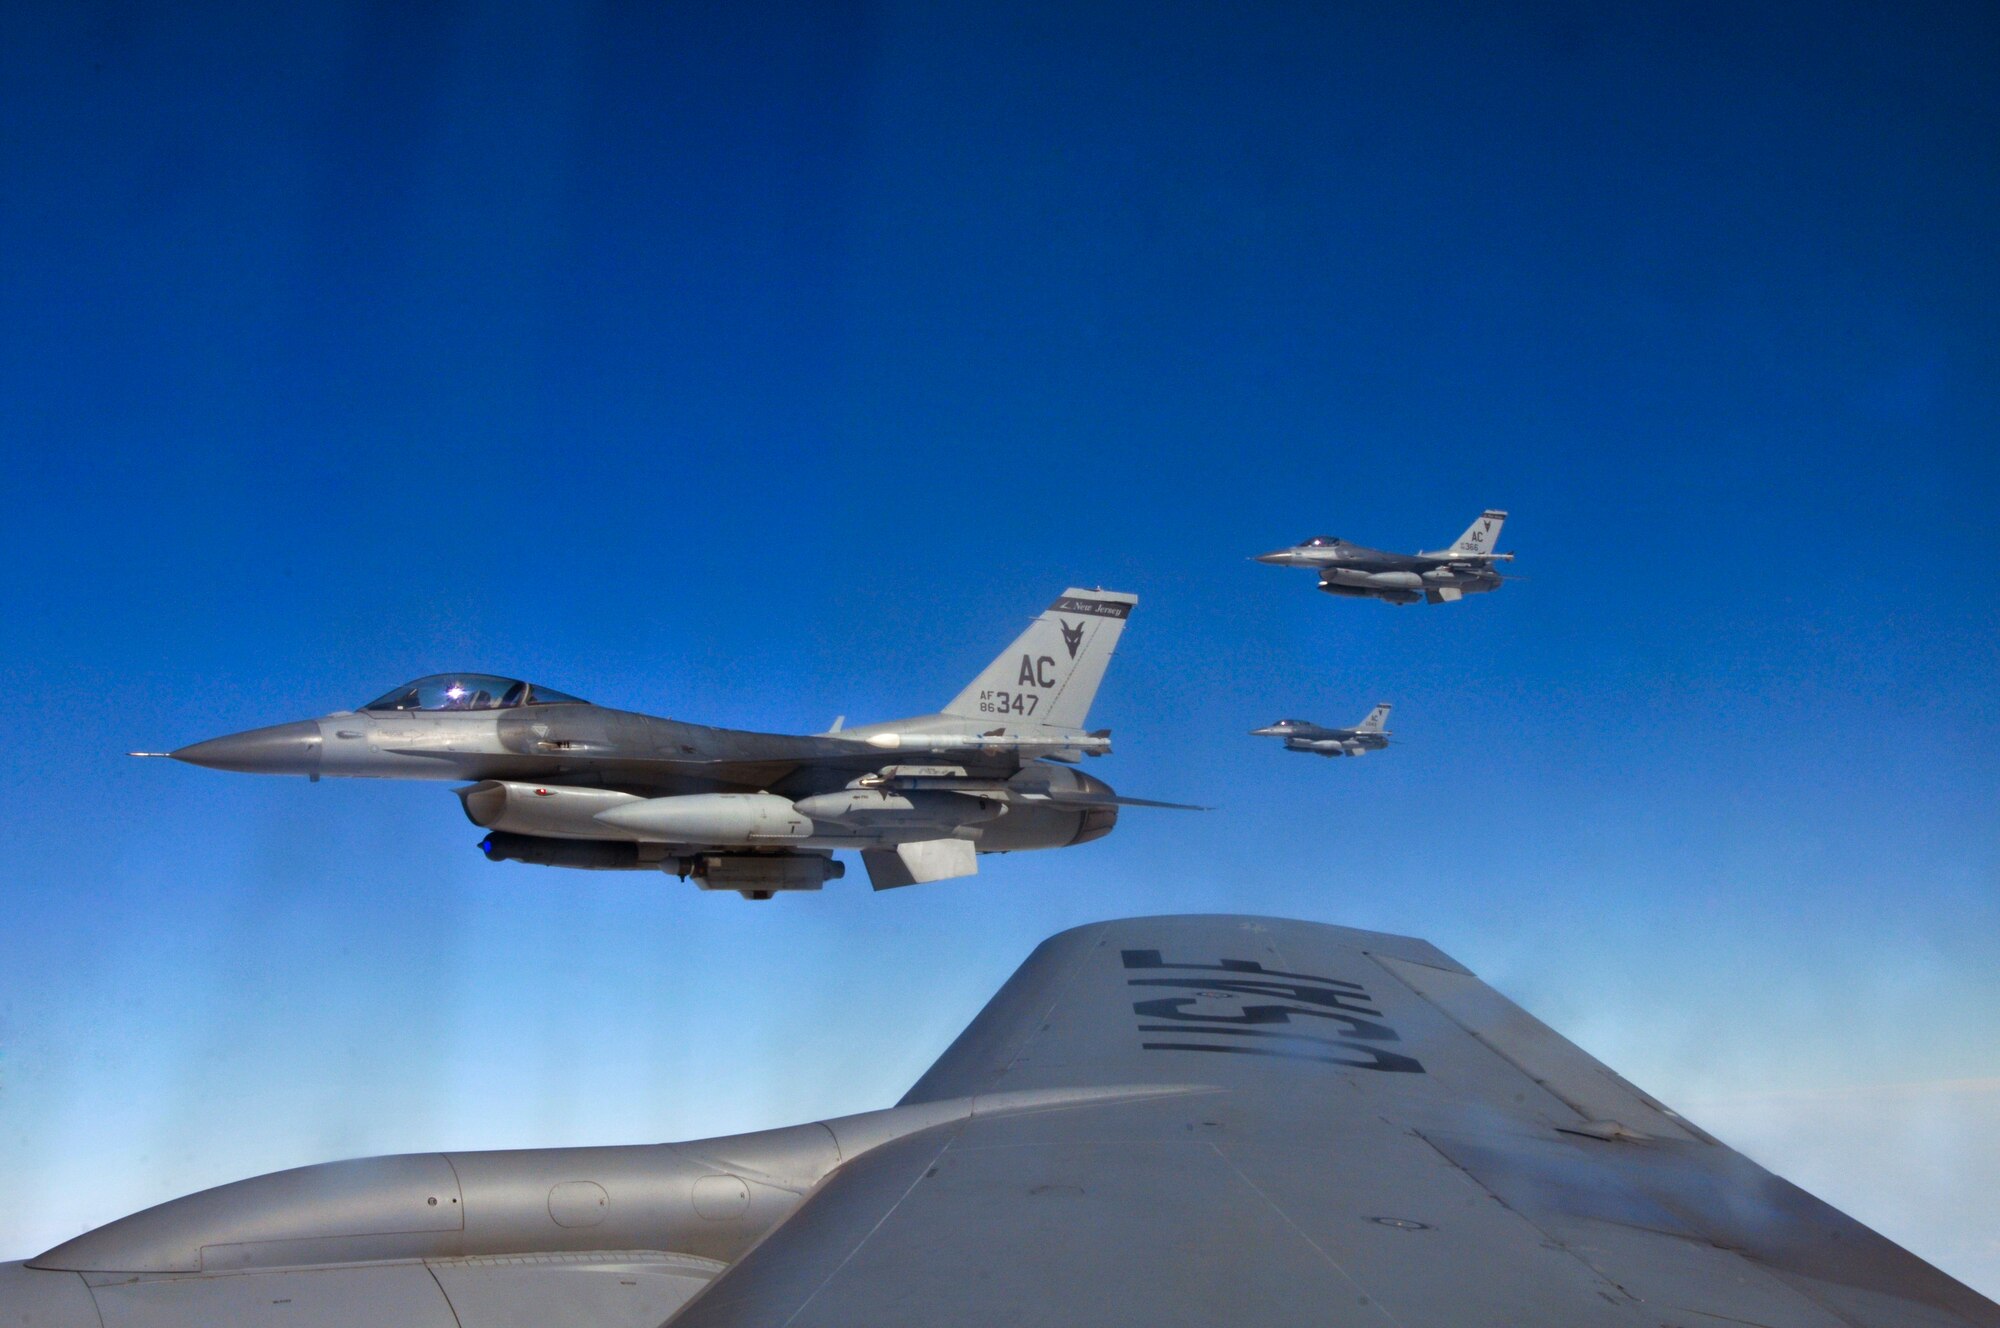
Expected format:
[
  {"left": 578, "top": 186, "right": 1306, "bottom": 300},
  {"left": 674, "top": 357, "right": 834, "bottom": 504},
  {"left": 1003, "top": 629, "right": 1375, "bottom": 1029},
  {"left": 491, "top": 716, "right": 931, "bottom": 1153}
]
[{"left": 361, "top": 675, "right": 590, "bottom": 712}]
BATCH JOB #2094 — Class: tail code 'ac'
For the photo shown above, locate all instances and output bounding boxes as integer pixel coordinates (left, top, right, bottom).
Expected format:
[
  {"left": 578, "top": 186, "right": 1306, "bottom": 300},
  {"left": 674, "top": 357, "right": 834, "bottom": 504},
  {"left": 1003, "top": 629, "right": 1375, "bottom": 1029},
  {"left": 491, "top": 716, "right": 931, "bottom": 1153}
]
[
  {"left": 1447, "top": 510, "right": 1507, "bottom": 556},
  {"left": 942, "top": 589, "right": 1136, "bottom": 731}
]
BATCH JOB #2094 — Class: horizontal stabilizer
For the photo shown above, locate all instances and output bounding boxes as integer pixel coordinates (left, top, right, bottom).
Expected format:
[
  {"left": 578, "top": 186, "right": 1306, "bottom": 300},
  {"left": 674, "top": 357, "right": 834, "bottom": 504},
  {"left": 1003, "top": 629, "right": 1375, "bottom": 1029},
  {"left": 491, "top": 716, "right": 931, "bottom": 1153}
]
[
  {"left": 1040, "top": 789, "right": 1210, "bottom": 811},
  {"left": 862, "top": 838, "right": 978, "bottom": 890}
]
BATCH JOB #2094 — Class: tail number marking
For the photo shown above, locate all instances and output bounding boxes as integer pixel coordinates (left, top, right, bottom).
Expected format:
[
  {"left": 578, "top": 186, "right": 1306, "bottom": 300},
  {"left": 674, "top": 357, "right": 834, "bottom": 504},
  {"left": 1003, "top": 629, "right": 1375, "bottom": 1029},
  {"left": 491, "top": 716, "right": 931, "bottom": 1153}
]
[{"left": 978, "top": 689, "right": 1040, "bottom": 716}]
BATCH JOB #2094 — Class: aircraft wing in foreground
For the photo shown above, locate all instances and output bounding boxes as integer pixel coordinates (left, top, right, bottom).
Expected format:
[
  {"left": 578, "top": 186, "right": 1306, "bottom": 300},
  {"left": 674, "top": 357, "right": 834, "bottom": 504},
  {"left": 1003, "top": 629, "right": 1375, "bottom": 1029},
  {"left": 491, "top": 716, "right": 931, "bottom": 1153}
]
[{"left": 6, "top": 913, "right": 1993, "bottom": 1327}]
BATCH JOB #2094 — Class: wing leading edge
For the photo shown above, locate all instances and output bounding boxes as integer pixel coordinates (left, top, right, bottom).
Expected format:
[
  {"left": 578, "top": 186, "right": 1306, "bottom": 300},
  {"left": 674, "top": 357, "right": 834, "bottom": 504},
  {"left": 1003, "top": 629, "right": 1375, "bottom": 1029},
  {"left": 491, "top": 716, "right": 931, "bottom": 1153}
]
[{"left": 673, "top": 914, "right": 1997, "bottom": 1328}]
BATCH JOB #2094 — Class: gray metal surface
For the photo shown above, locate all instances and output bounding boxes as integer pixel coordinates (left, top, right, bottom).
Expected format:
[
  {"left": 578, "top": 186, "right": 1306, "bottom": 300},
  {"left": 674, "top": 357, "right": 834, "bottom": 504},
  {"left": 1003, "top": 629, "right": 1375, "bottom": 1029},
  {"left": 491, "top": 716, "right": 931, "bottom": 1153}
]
[
  {"left": 678, "top": 914, "right": 1999, "bottom": 1328},
  {"left": 6, "top": 915, "right": 1992, "bottom": 1327}
]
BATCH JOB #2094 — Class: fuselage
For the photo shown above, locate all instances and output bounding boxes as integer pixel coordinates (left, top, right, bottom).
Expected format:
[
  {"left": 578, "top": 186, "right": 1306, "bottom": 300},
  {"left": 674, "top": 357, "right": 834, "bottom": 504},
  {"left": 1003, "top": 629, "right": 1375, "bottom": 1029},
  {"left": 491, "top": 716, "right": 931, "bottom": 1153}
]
[
  {"left": 168, "top": 696, "right": 1115, "bottom": 860},
  {"left": 1255, "top": 536, "right": 1508, "bottom": 604},
  {"left": 146, "top": 580, "right": 1160, "bottom": 893},
  {"left": 1250, "top": 720, "right": 1390, "bottom": 757},
  {"left": 181, "top": 705, "right": 888, "bottom": 790}
]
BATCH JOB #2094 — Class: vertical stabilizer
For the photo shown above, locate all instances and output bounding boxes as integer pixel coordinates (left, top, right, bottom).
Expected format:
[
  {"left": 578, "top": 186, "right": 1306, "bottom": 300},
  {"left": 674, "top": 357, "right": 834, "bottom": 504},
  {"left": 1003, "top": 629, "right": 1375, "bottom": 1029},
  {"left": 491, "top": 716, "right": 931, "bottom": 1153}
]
[
  {"left": 1357, "top": 703, "right": 1392, "bottom": 733},
  {"left": 1445, "top": 510, "right": 1507, "bottom": 557},
  {"left": 942, "top": 590, "right": 1136, "bottom": 731}
]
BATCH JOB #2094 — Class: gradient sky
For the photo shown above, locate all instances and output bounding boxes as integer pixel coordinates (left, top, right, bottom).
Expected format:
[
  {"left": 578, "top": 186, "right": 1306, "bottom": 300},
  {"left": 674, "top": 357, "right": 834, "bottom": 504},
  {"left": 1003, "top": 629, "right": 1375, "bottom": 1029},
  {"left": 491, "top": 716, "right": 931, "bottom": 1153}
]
[{"left": 3, "top": 0, "right": 1997, "bottom": 1297}]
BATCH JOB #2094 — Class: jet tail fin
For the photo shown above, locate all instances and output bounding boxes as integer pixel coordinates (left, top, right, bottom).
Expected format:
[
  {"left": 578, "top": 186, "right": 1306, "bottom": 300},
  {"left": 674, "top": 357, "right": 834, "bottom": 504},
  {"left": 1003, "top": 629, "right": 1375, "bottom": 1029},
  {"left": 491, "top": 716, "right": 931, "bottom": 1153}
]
[
  {"left": 941, "top": 589, "right": 1135, "bottom": 731},
  {"left": 1357, "top": 703, "right": 1392, "bottom": 734},
  {"left": 1444, "top": 509, "right": 1507, "bottom": 557}
]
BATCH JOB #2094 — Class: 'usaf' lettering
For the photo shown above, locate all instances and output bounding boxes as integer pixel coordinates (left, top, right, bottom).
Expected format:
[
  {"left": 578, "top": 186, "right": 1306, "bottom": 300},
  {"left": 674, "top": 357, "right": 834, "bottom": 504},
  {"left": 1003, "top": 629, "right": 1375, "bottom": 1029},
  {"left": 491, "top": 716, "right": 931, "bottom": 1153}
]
[{"left": 1121, "top": 949, "right": 1424, "bottom": 1074}]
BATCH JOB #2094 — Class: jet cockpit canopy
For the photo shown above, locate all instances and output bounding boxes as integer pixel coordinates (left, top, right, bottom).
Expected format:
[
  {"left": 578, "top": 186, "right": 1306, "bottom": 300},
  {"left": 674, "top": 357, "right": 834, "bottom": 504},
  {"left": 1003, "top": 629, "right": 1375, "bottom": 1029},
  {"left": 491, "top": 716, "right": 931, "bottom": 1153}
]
[
  {"left": 362, "top": 675, "right": 591, "bottom": 712},
  {"left": 1300, "top": 535, "right": 1340, "bottom": 548}
]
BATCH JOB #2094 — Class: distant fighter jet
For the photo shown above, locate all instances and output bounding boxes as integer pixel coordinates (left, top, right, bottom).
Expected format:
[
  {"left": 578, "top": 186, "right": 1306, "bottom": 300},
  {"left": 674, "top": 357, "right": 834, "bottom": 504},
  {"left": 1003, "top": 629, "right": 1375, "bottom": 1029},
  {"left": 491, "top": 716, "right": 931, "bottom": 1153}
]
[
  {"left": 9, "top": 913, "right": 1994, "bottom": 1327},
  {"left": 133, "top": 589, "right": 1197, "bottom": 898},
  {"left": 1257, "top": 509, "right": 1513, "bottom": 604},
  {"left": 1253, "top": 703, "right": 1391, "bottom": 757}
]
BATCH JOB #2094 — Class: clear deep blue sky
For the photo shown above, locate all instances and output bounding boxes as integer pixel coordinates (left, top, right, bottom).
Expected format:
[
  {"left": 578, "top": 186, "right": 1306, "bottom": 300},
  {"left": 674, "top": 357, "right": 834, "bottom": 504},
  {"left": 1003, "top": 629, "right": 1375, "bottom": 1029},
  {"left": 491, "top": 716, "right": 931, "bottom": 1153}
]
[{"left": 3, "top": 0, "right": 1997, "bottom": 1292}]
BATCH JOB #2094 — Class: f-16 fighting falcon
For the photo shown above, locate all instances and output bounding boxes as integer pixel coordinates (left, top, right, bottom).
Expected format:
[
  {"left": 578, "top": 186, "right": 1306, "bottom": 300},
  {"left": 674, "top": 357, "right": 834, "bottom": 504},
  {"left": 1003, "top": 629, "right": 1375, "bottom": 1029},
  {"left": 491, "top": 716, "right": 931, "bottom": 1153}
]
[
  {"left": 1253, "top": 703, "right": 1392, "bottom": 757},
  {"left": 7, "top": 913, "right": 1993, "bottom": 1327},
  {"left": 133, "top": 589, "right": 1196, "bottom": 898},
  {"left": 1257, "top": 509, "right": 1513, "bottom": 604}
]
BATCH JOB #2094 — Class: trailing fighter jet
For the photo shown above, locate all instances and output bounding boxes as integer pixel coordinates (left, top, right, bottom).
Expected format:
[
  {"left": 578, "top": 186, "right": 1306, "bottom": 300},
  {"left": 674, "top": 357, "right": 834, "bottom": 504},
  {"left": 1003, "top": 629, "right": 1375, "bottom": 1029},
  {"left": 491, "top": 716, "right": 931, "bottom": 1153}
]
[
  {"left": 1256, "top": 509, "right": 1513, "bottom": 604},
  {"left": 8, "top": 913, "right": 1994, "bottom": 1327},
  {"left": 132, "top": 589, "right": 1196, "bottom": 898},
  {"left": 1253, "top": 703, "right": 1392, "bottom": 757}
]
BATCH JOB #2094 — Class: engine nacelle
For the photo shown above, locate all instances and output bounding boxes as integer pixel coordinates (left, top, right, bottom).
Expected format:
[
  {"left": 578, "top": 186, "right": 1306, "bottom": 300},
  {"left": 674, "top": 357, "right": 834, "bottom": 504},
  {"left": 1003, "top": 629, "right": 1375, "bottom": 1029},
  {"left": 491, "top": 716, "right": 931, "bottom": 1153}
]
[
  {"left": 976, "top": 766, "right": 1117, "bottom": 850},
  {"left": 458, "top": 781, "right": 650, "bottom": 840},
  {"left": 594, "top": 793, "right": 813, "bottom": 845}
]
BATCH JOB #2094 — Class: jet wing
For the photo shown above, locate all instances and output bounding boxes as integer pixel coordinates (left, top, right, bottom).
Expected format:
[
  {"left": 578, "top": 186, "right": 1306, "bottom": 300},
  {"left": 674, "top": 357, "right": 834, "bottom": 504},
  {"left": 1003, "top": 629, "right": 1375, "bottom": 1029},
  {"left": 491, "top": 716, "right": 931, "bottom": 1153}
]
[{"left": 672, "top": 914, "right": 1997, "bottom": 1328}]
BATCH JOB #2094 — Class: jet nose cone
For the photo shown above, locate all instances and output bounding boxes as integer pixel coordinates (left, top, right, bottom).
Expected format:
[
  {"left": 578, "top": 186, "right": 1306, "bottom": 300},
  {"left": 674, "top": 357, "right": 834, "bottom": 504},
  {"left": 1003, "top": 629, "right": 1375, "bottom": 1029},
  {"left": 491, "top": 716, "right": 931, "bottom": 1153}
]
[
  {"left": 172, "top": 720, "right": 323, "bottom": 775},
  {"left": 1250, "top": 725, "right": 1282, "bottom": 736},
  {"left": 1253, "top": 549, "right": 1294, "bottom": 565}
]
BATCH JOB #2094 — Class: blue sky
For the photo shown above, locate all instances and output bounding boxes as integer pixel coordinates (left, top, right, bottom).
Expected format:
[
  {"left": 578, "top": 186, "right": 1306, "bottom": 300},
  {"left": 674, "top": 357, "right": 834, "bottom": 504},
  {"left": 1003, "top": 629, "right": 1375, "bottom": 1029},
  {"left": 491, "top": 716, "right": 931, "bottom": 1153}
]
[{"left": 2, "top": 0, "right": 1996, "bottom": 1294}]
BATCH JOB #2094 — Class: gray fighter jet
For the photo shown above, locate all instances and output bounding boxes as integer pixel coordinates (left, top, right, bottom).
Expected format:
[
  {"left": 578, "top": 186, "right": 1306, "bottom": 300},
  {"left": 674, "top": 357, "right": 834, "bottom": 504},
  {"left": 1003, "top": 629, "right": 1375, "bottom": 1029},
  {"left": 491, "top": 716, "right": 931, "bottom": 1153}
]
[
  {"left": 7, "top": 913, "right": 1993, "bottom": 1327},
  {"left": 134, "top": 589, "right": 1195, "bottom": 898},
  {"left": 1253, "top": 703, "right": 1392, "bottom": 756},
  {"left": 1257, "top": 509, "right": 1513, "bottom": 603}
]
